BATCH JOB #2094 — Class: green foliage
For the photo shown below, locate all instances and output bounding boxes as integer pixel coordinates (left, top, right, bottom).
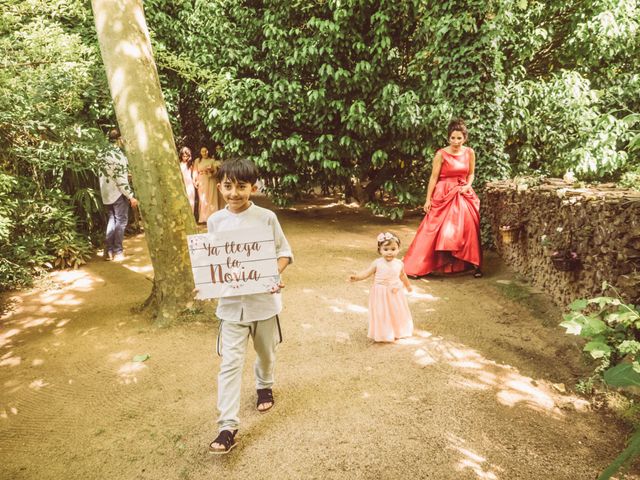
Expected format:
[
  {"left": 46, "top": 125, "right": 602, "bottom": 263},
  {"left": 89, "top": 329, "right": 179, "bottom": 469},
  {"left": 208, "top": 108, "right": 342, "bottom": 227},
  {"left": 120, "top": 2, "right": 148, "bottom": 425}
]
[
  {"left": 604, "top": 364, "right": 640, "bottom": 388},
  {"left": 2, "top": 0, "right": 639, "bottom": 290},
  {"left": 0, "top": 0, "right": 110, "bottom": 287},
  {"left": 0, "top": 173, "right": 91, "bottom": 290},
  {"left": 500, "top": 0, "right": 640, "bottom": 181},
  {"left": 562, "top": 283, "right": 640, "bottom": 480},
  {"left": 146, "top": 0, "right": 639, "bottom": 213},
  {"left": 597, "top": 427, "right": 640, "bottom": 480},
  {"left": 560, "top": 282, "right": 640, "bottom": 384},
  {"left": 504, "top": 71, "right": 629, "bottom": 179},
  {"left": 150, "top": 0, "right": 510, "bottom": 216}
]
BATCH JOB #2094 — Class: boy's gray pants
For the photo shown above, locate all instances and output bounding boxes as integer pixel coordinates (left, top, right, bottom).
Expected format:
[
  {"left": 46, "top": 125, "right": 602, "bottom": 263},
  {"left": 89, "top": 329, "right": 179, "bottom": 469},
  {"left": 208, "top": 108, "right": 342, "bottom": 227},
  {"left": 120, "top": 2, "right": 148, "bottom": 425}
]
[{"left": 216, "top": 315, "right": 282, "bottom": 432}]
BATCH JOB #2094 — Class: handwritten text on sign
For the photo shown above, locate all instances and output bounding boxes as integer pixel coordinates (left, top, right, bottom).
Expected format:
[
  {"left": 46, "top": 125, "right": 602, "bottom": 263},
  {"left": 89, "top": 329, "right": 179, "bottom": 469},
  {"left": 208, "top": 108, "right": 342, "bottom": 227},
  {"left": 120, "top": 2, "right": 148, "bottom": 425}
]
[{"left": 188, "top": 227, "right": 280, "bottom": 299}]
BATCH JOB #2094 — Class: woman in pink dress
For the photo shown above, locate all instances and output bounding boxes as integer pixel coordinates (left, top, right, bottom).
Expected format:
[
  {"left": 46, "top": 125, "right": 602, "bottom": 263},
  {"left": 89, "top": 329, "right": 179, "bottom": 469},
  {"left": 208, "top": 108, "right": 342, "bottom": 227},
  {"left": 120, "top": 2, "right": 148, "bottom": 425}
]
[
  {"left": 349, "top": 232, "right": 414, "bottom": 342},
  {"left": 178, "top": 147, "right": 197, "bottom": 220},
  {"left": 193, "top": 146, "right": 225, "bottom": 224},
  {"left": 404, "top": 119, "right": 482, "bottom": 278}
]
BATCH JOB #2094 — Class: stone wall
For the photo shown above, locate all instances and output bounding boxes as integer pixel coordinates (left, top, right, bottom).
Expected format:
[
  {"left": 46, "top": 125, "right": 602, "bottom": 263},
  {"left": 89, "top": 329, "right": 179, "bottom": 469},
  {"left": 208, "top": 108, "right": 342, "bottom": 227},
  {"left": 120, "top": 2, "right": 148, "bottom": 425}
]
[{"left": 483, "top": 179, "right": 640, "bottom": 307}]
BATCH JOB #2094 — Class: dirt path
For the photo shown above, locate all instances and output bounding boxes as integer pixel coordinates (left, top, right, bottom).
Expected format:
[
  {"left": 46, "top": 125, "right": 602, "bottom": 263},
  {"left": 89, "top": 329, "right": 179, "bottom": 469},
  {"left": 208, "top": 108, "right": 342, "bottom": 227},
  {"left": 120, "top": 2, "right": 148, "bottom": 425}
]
[{"left": 0, "top": 197, "right": 637, "bottom": 480}]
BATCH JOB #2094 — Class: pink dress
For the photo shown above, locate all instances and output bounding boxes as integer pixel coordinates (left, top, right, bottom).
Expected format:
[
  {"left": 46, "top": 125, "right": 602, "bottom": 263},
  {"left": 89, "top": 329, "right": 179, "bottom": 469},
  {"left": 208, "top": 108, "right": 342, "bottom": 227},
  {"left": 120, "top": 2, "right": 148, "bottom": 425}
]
[
  {"left": 368, "top": 258, "right": 413, "bottom": 342},
  {"left": 180, "top": 162, "right": 196, "bottom": 214}
]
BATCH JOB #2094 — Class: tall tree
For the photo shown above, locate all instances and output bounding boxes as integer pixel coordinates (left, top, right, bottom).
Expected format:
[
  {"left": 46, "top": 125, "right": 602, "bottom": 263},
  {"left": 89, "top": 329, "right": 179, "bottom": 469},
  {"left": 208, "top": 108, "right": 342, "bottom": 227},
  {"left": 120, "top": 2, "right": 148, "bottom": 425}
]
[{"left": 91, "top": 0, "right": 197, "bottom": 325}]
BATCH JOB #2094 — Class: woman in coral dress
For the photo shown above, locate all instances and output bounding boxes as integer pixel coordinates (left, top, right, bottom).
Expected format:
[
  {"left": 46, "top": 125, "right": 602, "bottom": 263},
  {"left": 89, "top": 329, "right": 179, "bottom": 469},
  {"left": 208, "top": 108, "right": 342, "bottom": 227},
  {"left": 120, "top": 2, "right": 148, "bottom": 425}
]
[
  {"left": 404, "top": 119, "right": 482, "bottom": 277},
  {"left": 193, "top": 146, "right": 224, "bottom": 224},
  {"left": 178, "top": 147, "right": 197, "bottom": 220}
]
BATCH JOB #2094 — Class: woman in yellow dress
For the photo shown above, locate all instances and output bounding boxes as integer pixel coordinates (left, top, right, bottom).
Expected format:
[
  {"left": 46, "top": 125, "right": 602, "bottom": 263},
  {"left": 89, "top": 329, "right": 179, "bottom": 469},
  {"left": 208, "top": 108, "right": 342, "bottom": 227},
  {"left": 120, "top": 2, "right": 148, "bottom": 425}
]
[{"left": 193, "top": 146, "right": 224, "bottom": 224}]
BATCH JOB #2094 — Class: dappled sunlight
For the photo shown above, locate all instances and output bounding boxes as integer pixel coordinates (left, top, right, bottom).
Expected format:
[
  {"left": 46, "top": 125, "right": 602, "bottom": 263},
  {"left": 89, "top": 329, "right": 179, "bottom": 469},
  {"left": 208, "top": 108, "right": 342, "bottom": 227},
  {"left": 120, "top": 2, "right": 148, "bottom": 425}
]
[
  {"left": 449, "top": 360, "right": 483, "bottom": 369},
  {"left": 414, "top": 348, "right": 436, "bottom": 366},
  {"left": 322, "top": 294, "right": 369, "bottom": 316},
  {"left": 28, "top": 379, "right": 49, "bottom": 390},
  {"left": 395, "top": 337, "right": 424, "bottom": 346},
  {"left": 50, "top": 269, "right": 98, "bottom": 290},
  {"left": 119, "top": 262, "right": 154, "bottom": 275},
  {"left": 0, "top": 233, "right": 151, "bottom": 355},
  {"left": 414, "top": 329, "right": 433, "bottom": 338},
  {"left": 448, "top": 434, "right": 501, "bottom": 480},
  {"left": 0, "top": 355, "right": 21, "bottom": 367},
  {"left": 0, "top": 328, "right": 20, "bottom": 349},
  {"left": 496, "top": 376, "right": 556, "bottom": 412},
  {"left": 119, "top": 41, "right": 144, "bottom": 60},
  {"left": 346, "top": 304, "right": 368, "bottom": 313},
  {"left": 402, "top": 334, "right": 587, "bottom": 419},
  {"left": 21, "top": 317, "right": 55, "bottom": 329},
  {"left": 407, "top": 290, "right": 439, "bottom": 301},
  {"left": 0, "top": 406, "right": 19, "bottom": 419},
  {"left": 6, "top": 290, "right": 85, "bottom": 322},
  {"left": 117, "top": 361, "right": 147, "bottom": 385}
]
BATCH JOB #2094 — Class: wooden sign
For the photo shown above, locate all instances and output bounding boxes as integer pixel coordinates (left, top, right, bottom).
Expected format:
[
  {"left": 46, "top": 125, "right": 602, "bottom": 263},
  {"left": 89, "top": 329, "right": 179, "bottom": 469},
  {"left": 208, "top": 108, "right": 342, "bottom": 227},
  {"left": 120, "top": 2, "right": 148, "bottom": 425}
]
[{"left": 188, "top": 227, "right": 280, "bottom": 299}]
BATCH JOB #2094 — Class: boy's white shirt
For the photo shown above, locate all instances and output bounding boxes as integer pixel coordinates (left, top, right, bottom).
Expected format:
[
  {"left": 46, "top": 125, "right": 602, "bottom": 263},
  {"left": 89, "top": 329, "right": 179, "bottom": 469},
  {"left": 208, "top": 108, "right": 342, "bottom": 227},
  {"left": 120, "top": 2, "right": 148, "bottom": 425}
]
[{"left": 207, "top": 202, "right": 293, "bottom": 322}]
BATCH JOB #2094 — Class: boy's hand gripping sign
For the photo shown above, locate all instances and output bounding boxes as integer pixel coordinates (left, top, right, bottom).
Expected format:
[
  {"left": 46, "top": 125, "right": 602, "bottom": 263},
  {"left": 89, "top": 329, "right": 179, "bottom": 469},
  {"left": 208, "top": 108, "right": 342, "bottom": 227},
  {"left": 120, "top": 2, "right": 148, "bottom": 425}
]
[{"left": 188, "top": 227, "right": 281, "bottom": 299}]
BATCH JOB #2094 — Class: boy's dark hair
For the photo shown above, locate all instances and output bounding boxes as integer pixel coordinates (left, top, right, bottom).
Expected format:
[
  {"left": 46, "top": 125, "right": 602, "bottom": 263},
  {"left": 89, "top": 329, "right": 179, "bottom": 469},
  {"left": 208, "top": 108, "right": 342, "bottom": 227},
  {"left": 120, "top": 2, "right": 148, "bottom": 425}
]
[{"left": 216, "top": 158, "right": 259, "bottom": 184}]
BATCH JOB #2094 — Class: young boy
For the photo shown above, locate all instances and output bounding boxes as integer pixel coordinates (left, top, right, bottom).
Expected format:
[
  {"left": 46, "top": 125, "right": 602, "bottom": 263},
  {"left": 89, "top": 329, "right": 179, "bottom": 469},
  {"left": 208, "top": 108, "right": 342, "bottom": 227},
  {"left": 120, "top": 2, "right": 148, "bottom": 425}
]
[{"left": 207, "top": 158, "right": 293, "bottom": 454}]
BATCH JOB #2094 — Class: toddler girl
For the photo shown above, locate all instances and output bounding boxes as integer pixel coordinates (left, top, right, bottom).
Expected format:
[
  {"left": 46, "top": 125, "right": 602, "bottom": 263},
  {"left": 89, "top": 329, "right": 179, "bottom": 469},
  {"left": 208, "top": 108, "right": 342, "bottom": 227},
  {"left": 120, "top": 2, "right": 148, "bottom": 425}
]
[{"left": 349, "top": 232, "right": 414, "bottom": 342}]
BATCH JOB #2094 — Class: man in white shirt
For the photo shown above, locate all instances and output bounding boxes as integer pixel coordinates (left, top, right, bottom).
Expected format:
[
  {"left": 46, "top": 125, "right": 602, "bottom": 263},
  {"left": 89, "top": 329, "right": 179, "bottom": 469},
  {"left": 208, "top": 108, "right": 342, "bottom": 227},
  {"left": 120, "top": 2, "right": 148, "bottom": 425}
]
[
  {"left": 98, "top": 129, "right": 138, "bottom": 261},
  {"left": 207, "top": 159, "right": 293, "bottom": 455}
]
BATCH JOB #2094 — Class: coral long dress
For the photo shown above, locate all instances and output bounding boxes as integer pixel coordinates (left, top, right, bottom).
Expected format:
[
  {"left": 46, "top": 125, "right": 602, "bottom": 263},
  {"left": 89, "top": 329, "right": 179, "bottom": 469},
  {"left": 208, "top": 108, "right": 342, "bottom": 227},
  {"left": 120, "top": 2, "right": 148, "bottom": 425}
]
[
  {"left": 404, "top": 148, "right": 481, "bottom": 276},
  {"left": 194, "top": 157, "right": 224, "bottom": 223},
  {"left": 368, "top": 258, "right": 414, "bottom": 342},
  {"left": 180, "top": 162, "right": 196, "bottom": 217}
]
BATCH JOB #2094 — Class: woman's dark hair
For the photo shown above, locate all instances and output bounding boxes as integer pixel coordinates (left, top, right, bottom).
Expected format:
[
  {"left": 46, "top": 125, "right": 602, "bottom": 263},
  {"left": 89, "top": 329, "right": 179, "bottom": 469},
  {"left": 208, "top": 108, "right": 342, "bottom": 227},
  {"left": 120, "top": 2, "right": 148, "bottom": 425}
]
[
  {"left": 447, "top": 118, "right": 468, "bottom": 139},
  {"left": 108, "top": 128, "right": 121, "bottom": 143},
  {"left": 179, "top": 146, "right": 193, "bottom": 168},
  {"left": 216, "top": 158, "right": 259, "bottom": 185}
]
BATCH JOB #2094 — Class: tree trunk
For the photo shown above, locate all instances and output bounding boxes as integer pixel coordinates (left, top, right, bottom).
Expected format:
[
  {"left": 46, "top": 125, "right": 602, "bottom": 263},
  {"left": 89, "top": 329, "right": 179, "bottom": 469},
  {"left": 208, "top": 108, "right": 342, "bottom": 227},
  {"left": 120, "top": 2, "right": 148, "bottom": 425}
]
[{"left": 92, "top": 0, "right": 198, "bottom": 325}]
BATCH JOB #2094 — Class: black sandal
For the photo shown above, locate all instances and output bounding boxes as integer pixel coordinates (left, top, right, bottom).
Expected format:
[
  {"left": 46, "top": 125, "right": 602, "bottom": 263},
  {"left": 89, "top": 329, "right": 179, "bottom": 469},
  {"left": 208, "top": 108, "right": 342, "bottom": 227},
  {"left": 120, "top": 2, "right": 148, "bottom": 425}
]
[
  {"left": 209, "top": 429, "right": 238, "bottom": 455},
  {"left": 473, "top": 268, "right": 483, "bottom": 278},
  {"left": 256, "top": 388, "right": 274, "bottom": 413}
]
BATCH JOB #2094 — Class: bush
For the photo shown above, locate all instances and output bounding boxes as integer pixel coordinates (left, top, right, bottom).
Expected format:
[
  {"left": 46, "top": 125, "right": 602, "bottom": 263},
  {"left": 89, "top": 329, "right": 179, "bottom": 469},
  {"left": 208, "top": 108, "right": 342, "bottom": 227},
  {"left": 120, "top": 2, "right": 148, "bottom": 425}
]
[
  {"left": 560, "top": 282, "right": 640, "bottom": 388},
  {"left": 0, "top": 173, "right": 91, "bottom": 291}
]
